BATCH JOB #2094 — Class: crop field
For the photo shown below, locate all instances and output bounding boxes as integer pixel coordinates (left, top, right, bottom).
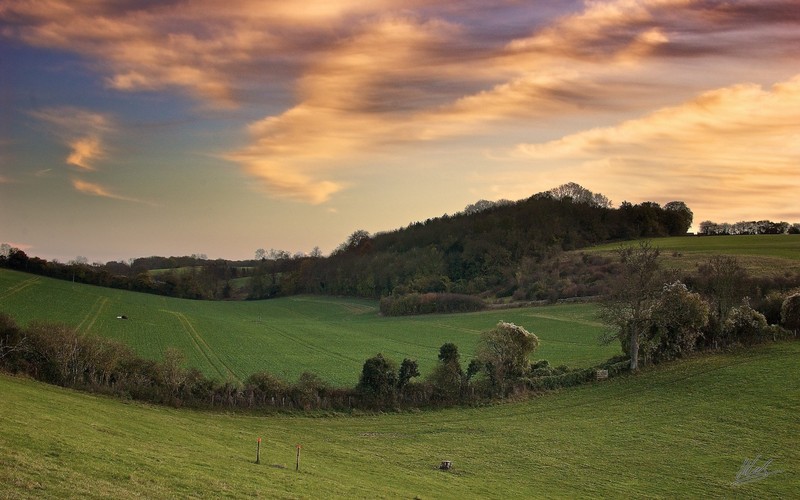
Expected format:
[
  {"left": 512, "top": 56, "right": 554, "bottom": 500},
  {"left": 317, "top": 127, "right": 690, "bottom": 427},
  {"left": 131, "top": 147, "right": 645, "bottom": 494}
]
[
  {"left": 583, "top": 234, "right": 800, "bottom": 274},
  {"left": 1, "top": 340, "right": 797, "bottom": 498},
  {"left": 0, "top": 269, "right": 617, "bottom": 385}
]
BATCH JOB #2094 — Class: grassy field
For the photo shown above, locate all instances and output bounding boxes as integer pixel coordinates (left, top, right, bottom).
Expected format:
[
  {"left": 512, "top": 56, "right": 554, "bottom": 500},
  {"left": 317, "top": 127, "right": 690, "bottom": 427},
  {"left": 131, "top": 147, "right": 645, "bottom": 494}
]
[
  {"left": 0, "top": 269, "right": 617, "bottom": 385},
  {"left": 583, "top": 234, "right": 800, "bottom": 274},
  {"left": 1, "top": 340, "right": 797, "bottom": 498}
]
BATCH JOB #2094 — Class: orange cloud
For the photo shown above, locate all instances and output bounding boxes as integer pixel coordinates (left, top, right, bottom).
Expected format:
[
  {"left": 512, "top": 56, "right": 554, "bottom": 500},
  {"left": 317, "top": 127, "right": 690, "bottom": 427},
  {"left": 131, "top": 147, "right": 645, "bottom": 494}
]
[
  {"left": 512, "top": 74, "right": 800, "bottom": 221},
  {"left": 71, "top": 178, "right": 155, "bottom": 205},
  {"left": 30, "top": 107, "right": 113, "bottom": 170},
  {"left": 7, "top": 0, "right": 800, "bottom": 205}
]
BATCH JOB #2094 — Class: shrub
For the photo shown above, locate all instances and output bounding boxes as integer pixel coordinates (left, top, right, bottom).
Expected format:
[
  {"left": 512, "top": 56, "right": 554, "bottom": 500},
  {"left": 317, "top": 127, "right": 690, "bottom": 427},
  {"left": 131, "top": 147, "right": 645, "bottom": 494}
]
[
  {"left": 357, "top": 353, "right": 398, "bottom": 405},
  {"left": 782, "top": 293, "right": 800, "bottom": 334},
  {"left": 476, "top": 321, "right": 539, "bottom": 393},
  {"left": 379, "top": 293, "right": 485, "bottom": 316},
  {"left": 723, "top": 300, "right": 769, "bottom": 345}
]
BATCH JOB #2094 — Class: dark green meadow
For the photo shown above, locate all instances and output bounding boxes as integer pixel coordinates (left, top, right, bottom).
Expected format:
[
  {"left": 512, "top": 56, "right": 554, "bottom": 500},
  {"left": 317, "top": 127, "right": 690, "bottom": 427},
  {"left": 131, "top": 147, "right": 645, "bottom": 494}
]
[
  {"left": 0, "top": 269, "right": 617, "bottom": 386},
  {"left": 1, "top": 340, "right": 797, "bottom": 498}
]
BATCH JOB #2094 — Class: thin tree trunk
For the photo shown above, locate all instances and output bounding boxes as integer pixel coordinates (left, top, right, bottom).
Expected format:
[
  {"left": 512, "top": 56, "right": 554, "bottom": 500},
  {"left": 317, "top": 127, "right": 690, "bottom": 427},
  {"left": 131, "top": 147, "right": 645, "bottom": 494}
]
[{"left": 630, "top": 329, "right": 639, "bottom": 371}]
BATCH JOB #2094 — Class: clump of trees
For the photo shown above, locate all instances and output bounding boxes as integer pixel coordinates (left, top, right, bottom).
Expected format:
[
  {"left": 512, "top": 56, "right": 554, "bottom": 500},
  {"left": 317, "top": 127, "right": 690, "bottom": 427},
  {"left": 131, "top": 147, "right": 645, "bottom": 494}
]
[
  {"left": 599, "top": 243, "right": 798, "bottom": 371},
  {"left": 698, "top": 220, "right": 798, "bottom": 236}
]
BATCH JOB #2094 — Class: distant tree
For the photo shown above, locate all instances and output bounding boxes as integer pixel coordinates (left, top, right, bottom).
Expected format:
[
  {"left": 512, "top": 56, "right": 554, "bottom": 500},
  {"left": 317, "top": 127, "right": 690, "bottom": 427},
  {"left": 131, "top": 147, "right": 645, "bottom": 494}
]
[
  {"left": 437, "top": 343, "right": 461, "bottom": 365},
  {"left": 0, "top": 243, "right": 11, "bottom": 258},
  {"left": 723, "top": 299, "right": 769, "bottom": 345},
  {"left": 781, "top": 293, "right": 800, "bottom": 334},
  {"left": 357, "top": 353, "right": 398, "bottom": 404},
  {"left": 428, "top": 343, "right": 464, "bottom": 401},
  {"left": 336, "top": 230, "right": 372, "bottom": 255},
  {"left": 397, "top": 358, "right": 420, "bottom": 390},
  {"left": 639, "top": 282, "right": 709, "bottom": 363},
  {"left": 69, "top": 256, "right": 89, "bottom": 266},
  {"left": 0, "top": 313, "right": 25, "bottom": 363},
  {"left": 663, "top": 201, "right": 693, "bottom": 235},
  {"left": 160, "top": 347, "right": 188, "bottom": 400},
  {"left": 598, "top": 241, "right": 663, "bottom": 371},
  {"left": 476, "top": 321, "right": 539, "bottom": 392},
  {"left": 255, "top": 248, "right": 266, "bottom": 261},
  {"left": 695, "top": 255, "right": 748, "bottom": 347},
  {"left": 548, "top": 182, "right": 612, "bottom": 208}
]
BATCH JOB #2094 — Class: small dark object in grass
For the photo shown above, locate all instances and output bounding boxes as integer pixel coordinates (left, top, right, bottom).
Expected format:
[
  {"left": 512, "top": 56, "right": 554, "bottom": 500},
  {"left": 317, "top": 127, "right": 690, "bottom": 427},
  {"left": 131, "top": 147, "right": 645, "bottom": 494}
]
[
  {"left": 439, "top": 460, "right": 452, "bottom": 470},
  {"left": 116, "top": 315, "right": 128, "bottom": 320}
]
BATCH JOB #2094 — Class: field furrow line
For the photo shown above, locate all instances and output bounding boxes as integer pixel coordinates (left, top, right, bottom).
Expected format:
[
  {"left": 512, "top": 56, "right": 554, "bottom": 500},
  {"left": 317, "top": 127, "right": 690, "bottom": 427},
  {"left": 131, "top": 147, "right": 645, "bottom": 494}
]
[
  {"left": 83, "top": 297, "right": 109, "bottom": 334},
  {"left": 75, "top": 296, "right": 103, "bottom": 332},
  {"left": 260, "top": 322, "right": 361, "bottom": 363},
  {"left": 0, "top": 277, "right": 41, "bottom": 301},
  {"left": 162, "top": 310, "right": 239, "bottom": 381}
]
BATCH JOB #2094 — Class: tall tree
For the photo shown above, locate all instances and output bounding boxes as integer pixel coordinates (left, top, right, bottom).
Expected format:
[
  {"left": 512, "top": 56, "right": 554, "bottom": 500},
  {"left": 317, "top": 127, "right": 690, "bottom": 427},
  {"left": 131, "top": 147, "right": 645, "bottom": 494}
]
[
  {"left": 476, "top": 321, "right": 539, "bottom": 393},
  {"left": 695, "top": 255, "right": 747, "bottom": 347},
  {"left": 599, "top": 241, "right": 663, "bottom": 371}
]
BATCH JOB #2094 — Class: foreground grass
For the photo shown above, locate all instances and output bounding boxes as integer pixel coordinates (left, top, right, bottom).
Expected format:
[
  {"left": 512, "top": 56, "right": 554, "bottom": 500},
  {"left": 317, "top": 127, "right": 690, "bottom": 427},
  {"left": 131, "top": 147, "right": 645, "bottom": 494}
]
[
  {"left": 583, "top": 234, "right": 800, "bottom": 274},
  {"left": 1, "top": 341, "right": 798, "bottom": 498},
  {"left": 0, "top": 269, "right": 616, "bottom": 385}
]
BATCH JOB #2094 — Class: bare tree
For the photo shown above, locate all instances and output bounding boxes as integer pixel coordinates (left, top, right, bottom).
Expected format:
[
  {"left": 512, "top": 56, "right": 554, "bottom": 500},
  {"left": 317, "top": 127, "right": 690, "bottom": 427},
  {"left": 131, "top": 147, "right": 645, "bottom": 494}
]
[{"left": 599, "top": 241, "right": 663, "bottom": 371}]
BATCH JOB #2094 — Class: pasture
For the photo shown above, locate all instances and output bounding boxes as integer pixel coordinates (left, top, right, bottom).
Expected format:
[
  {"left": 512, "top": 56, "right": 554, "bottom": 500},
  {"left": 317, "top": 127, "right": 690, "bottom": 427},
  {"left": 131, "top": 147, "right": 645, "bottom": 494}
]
[
  {"left": 583, "top": 234, "right": 800, "bottom": 274},
  {"left": 1, "top": 340, "right": 797, "bottom": 498},
  {"left": 0, "top": 269, "right": 617, "bottom": 386}
]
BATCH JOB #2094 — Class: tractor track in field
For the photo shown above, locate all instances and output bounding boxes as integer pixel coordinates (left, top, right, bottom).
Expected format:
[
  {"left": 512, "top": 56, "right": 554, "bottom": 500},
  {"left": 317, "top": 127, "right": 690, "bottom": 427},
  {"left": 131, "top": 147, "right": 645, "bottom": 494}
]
[
  {"left": 0, "top": 276, "right": 41, "bottom": 301},
  {"left": 161, "top": 310, "right": 239, "bottom": 382},
  {"left": 258, "top": 322, "right": 362, "bottom": 364},
  {"left": 76, "top": 296, "right": 109, "bottom": 334}
]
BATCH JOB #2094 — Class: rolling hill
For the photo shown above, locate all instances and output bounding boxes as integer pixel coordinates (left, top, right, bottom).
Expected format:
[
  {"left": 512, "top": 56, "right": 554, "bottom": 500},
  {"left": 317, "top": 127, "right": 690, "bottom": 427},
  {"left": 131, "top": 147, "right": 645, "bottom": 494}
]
[
  {"left": 1, "top": 340, "right": 797, "bottom": 498},
  {"left": 0, "top": 268, "right": 617, "bottom": 385}
]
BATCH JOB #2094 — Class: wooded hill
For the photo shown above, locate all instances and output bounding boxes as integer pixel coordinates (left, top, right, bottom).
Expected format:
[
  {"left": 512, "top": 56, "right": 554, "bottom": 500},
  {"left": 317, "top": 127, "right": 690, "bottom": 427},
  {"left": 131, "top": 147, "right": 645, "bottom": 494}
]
[
  {"left": 0, "top": 183, "right": 695, "bottom": 302},
  {"left": 294, "top": 185, "right": 692, "bottom": 300}
]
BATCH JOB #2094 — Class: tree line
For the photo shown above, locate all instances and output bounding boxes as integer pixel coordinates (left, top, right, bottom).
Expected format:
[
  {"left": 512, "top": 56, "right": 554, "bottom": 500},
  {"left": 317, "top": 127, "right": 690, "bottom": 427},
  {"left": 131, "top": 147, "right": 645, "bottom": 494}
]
[
  {"left": 0, "top": 183, "right": 695, "bottom": 303},
  {"left": 698, "top": 220, "right": 800, "bottom": 236}
]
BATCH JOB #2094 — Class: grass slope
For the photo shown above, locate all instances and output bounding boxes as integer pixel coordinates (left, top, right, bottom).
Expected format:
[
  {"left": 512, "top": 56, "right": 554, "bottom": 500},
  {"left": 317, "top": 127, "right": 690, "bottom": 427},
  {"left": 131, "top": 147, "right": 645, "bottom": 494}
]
[
  {"left": 583, "top": 234, "right": 800, "bottom": 274},
  {"left": 0, "top": 269, "right": 616, "bottom": 385},
  {"left": 2, "top": 341, "right": 797, "bottom": 498}
]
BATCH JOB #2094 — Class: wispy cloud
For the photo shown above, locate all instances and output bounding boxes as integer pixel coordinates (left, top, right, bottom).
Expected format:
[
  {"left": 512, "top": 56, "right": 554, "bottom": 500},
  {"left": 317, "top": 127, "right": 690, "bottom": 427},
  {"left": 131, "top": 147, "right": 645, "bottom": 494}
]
[
  {"left": 5, "top": 0, "right": 800, "bottom": 203},
  {"left": 513, "top": 74, "right": 800, "bottom": 221},
  {"left": 71, "top": 178, "right": 155, "bottom": 205},
  {"left": 30, "top": 107, "right": 114, "bottom": 170}
]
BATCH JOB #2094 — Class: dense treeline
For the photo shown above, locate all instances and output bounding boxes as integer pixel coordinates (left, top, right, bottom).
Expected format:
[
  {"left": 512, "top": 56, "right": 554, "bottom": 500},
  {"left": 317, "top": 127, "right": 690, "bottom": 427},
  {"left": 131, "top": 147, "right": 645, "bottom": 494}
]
[
  {"left": 0, "top": 184, "right": 694, "bottom": 303},
  {"left": 4, "top": 183, "right": 799, "bottom": 307},
  {"left": 279, "top": 187, "right": 694, "bottom": 300},
  {"left": 0, "top": 250, "right": 259, "bottom": 300},
  {"left": 698, "top": 220, "right": 800, "bottom": 236}
]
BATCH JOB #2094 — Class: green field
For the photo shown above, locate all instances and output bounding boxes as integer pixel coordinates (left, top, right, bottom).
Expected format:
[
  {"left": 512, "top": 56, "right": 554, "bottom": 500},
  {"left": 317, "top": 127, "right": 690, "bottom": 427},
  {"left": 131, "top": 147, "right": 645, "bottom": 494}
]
[
  {"left": 583, "top": 234, "right": 800, "bottom": 274},
  {"left": 2, "top": 340, "right": 797, "bottom": 498},
  {"left": 0, "top": 269, "right": 617, "bottom": 385}
]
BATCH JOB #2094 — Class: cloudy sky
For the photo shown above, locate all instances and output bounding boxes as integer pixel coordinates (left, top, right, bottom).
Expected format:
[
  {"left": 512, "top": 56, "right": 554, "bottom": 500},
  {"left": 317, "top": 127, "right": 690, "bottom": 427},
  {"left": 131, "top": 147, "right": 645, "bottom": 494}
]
[{"left": 1, "top": 0, "right": 799, "bottom": 263}]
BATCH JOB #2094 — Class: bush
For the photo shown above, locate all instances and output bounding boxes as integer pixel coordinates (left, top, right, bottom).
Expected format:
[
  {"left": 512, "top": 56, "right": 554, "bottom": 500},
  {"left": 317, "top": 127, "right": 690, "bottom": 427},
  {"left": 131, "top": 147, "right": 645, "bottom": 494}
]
[
  {"left": 380, "top": 293, "right": 485, "bottom": 316},
  {"left": 357, "top": 353, "right": 398, "bottom": 405},
  {"left": 724, "top": 300, "right": 769, "bottom": 345},
  {"left": 782, "top": 293, "right": 800, "bottom": 334}
]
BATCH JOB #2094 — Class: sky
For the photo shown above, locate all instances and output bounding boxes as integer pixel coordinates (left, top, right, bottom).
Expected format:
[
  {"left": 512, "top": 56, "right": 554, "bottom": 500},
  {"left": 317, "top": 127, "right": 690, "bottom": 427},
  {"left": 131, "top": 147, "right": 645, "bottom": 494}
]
[{"left": 1, "top": 0, "right": 799, "bottom": 263}]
